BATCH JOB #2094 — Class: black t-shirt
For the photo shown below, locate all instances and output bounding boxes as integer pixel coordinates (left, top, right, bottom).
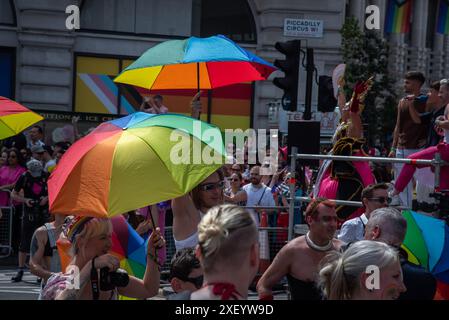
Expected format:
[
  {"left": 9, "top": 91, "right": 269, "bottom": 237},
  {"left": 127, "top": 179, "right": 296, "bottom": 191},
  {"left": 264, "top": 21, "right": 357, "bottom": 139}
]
[
  {"left": 14, "top": 172, "right": 49, "bottom": 200},
  {"left": 399, "top": 260, "right": 437, "bottom": 300},
  {"left": 420, "top": 106, "right": 446, "bottom": 147}
]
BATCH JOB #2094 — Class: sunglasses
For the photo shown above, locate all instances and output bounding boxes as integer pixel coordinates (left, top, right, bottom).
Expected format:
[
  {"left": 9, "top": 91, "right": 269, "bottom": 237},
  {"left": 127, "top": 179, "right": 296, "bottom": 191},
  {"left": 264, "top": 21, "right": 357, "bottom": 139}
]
[
  {"left": 9, "top": 155, "right": 17, "bottom": 158},
  {"left": 368, "top": 197, "right": 391, "bottom": 204},
  {"left": 183, "top": 275, "right": 204, "bottom": 289},
  {"left": 198, "top": 181, "right": 225, "bottom": 192},
  {"left": 231, "top": 178, "right": 240, "bottom": 182}
]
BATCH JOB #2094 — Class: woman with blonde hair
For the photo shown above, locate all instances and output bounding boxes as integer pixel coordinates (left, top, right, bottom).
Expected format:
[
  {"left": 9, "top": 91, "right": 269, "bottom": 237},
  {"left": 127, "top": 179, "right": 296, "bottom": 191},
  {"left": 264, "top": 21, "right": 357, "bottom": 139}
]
[
  {"left": 318, "top": 240, "right": 406, "bottom": 300},
  {"left": 41, "top": 216, "right": 165, "bottom": 300},
  {"left": 188, "top": 204, "right": 259, "bottom": 300}
]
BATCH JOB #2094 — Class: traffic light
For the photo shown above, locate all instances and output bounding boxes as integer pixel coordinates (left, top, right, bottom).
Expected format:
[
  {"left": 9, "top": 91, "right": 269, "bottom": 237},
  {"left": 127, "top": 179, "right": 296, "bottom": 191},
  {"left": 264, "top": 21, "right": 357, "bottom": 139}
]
[
  {"left": 273, "top": 40, "right": 301, "bottom": 111},
  {"left": 317, "top": 75, "right": 337, "bottom": 113}
]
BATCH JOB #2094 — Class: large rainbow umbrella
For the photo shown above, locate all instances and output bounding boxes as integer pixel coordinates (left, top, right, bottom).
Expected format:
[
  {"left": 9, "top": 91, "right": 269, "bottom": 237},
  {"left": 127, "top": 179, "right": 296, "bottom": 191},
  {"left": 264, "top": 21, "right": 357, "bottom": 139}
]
[
  {"left": 113, "top": 34, "right": 276, "bottom": 91},
  {"left": 402, "top": 210, "right": 449, "bottom": 297},
  {"left": 0, "top": 96, "right": 44, "bottom": 140},
  {"left": 48, "top": 112, "right": 226, "bottom": 218}
]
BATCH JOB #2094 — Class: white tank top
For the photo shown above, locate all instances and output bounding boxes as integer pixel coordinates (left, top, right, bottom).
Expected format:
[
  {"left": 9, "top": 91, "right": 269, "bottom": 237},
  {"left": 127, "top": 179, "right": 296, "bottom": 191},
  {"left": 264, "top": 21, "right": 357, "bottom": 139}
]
[{"left": 173, "top": 211, "right": 205, "bottom": 251}]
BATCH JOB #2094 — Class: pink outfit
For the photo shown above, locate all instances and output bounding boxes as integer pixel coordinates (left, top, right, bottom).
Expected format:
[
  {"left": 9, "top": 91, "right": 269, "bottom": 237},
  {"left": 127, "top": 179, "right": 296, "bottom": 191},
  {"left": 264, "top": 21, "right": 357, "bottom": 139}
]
[
  {"left": 318, "top": 150, "right": 375, "bottom": 221},
  {"left": 395, "top": 142, "right": 449, "bottom": 193},
  {"left": 0, "top": 165, "right": 26, "bottom": 206}
]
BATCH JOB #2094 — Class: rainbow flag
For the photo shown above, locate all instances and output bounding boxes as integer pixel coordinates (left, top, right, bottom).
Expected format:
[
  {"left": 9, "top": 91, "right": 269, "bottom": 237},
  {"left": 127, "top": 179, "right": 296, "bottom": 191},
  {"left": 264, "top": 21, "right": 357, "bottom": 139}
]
[
  {"left": 437, "top": 0, "right": 449, "bottom": 35},
  {"left": 385, "top": 0, "right": 413, "bottom": 33}
]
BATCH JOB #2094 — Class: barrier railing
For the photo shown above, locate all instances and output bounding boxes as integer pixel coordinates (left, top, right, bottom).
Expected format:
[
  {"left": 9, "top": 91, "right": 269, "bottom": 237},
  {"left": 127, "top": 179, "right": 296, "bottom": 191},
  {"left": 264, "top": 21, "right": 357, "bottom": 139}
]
[
  {"left": 0, "top": 190, "right": 15, "bottom": 258},
  {"left": 287, "top": 147, "right": 449, "bottom": 241}
]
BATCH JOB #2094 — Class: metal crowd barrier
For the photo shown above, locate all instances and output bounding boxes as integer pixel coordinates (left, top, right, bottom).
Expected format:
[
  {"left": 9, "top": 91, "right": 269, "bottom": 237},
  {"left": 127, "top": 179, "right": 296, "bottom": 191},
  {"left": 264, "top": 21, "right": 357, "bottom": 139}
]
[
  {"left": 161, "top": 225, "right": 289, "bottom": 277},
  {"left": 0, "top": 190, "right": 15, "bottom": 258},
  {"left": 287, "top": 147, "right": 449, "bottom": 241}
]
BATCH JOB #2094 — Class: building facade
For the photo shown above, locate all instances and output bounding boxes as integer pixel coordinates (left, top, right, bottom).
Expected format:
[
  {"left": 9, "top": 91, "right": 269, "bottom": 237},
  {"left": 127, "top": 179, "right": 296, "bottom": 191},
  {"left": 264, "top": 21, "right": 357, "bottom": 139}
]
[{"left": 1, "top": 0, "right": 448, "bottom": 142}]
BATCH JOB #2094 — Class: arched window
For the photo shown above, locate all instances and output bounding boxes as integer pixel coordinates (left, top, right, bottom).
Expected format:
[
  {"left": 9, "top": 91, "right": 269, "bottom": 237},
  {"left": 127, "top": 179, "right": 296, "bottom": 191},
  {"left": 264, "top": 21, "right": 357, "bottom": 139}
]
[
  {"left": 80, "top": 0, "right": 193, "bottom": 37},
  {"left": 0, "top": 0, "right": 16, "bottom": 26},
  {"left": 199, "top": 0, "right": 257, "bottom": 43}
]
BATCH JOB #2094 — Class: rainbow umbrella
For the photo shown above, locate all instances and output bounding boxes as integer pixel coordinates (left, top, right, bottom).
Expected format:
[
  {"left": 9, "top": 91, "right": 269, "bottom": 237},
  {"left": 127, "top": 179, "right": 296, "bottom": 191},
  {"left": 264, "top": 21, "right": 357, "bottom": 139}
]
[
  {"left": 0, "top": 96, "right": 44, "bottom": 140},
  {"left": 110, "top": 215, "right": 148, "bottom": 279},
  {"left": 114, "top": 34, "right": 276, "bottom": 91},
  {"left": 48, "top": 112, "right": 226, "bottom": 218},
  {"left": 402, "top": 211, "right": 449, "bottom": 286}
]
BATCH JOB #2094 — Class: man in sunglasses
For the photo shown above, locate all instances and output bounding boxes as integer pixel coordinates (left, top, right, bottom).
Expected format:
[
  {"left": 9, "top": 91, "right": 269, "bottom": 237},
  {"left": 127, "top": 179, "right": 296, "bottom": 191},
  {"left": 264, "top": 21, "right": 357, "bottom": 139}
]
[
  {"left": 172, "top": 170, "right": 224, "bottom": 251},
  {"left": 257, "top": 198, "right": 342, "bottom": 300},
  {"left": 338, "top": 183, "right": 390, "bottom": 244},
  {"left": 241, "top": 166, "right": 276, "bottom": 226},
  {"left": 364, "top": 207, "right": 436, "bottom": 300},
  {"left": 168, "top": 248, "right": 203, "bottom": 299}
]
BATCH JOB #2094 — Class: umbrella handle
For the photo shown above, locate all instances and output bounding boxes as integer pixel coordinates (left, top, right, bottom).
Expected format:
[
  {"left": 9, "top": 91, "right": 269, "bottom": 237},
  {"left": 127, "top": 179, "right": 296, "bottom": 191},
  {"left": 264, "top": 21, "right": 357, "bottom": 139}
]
[
  {"left": 197, "top": 62, "right": 201, "bottom": 120},
  {"left": 149, "top": 205, "right": 158, "bottom": 256}
]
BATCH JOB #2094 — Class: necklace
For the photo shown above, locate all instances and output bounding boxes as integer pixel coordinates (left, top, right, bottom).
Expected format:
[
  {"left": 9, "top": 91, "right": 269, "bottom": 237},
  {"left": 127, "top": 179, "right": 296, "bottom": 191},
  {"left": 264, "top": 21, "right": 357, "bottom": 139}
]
[{"left": 305, "top": 232, "right": 333, "bottom": 252}]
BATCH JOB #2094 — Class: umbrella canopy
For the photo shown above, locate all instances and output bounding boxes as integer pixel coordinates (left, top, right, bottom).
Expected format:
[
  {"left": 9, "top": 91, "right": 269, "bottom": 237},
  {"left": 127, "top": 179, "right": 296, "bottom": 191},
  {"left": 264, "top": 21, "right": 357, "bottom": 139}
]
[
  {"left": 48, "top": 112, "right": 226, "bottom": 218},
  {"left": 57, "top": 216, "right": 149, "bottom": 279},
  {"left": 0, "top": 96, "right": 44, "bottom": 140},
  {"left": 110, "top": 216, "right": 148, "bottom": 279},
  {"left": 402, "top": 210, "right": 449, "bottom": 281},
  {"left": 114, "top": 34, "right": 276, "bottom": 90}
]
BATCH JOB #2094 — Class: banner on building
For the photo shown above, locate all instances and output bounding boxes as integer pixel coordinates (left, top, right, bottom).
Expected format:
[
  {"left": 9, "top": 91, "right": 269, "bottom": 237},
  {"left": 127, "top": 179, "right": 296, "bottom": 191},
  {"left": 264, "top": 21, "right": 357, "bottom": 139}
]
[
  {"left": 437, "top": 0, "right": 449, "bottom": 35},
  {"left": 385, "top": 0, "right": 413, "bottom": 34}
]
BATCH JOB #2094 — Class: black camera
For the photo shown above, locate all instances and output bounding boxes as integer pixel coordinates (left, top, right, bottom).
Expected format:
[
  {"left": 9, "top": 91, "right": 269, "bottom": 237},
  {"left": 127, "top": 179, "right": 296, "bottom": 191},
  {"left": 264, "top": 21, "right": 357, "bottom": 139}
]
[
  {"left": 29, "top": 199, "right": 39, "bottom": 207},
  {"left": 99, "top": 267, "right": 129, "bottom": 291}
]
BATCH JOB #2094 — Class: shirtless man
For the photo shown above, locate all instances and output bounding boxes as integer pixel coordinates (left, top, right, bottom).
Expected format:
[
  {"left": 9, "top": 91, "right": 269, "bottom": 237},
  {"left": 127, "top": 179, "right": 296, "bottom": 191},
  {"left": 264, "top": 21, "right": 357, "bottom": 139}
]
[{"left": 257, "top": 198, "right": 342, "bottom": 300}]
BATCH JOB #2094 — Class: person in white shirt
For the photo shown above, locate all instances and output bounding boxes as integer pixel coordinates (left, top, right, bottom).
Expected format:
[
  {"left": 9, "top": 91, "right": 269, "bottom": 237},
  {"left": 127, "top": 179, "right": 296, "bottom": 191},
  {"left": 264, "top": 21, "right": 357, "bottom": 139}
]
[
  {"left": 27, "top": 125, "right": 45, "bottom": 150},
  {"left": 242, "top": 166, "right": 276, "bottom": 226},
  {"left": 338, "top": 183, "right": 390, "bottom": 244}
]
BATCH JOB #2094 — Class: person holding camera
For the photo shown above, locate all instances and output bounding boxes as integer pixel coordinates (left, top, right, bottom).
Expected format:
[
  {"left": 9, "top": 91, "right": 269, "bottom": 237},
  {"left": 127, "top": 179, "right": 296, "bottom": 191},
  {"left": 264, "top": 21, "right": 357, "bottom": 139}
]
[
  {"left": 11, "top": 159, "right": 49, "bottom": 282},
  {"left": 41, "top": 216, "right": 165, "bottom": 300}
]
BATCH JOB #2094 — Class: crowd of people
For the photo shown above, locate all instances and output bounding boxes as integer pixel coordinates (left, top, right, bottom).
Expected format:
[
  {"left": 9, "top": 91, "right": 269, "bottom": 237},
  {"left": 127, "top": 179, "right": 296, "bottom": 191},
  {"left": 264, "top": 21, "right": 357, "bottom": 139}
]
[{"left": 0, "top": 70, "right": 448, "bottom": 300}]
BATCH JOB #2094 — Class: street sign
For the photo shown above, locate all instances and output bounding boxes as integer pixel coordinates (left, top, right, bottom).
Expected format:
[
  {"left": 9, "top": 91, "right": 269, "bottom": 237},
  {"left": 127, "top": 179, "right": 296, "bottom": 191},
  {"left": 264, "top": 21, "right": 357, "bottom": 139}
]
[{"left": 284, "top": 18, "right": 323, "bottom": 38}]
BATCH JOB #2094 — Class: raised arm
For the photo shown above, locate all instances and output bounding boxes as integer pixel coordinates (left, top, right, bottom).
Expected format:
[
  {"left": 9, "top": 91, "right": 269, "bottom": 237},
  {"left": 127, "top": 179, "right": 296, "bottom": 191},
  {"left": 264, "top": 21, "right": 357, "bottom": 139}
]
[
  {"left": 118, "top": 227, "right": 165, "bottom": 299},
  {"left": 171, "top": 193, "right": 200, "bottom": 241}
]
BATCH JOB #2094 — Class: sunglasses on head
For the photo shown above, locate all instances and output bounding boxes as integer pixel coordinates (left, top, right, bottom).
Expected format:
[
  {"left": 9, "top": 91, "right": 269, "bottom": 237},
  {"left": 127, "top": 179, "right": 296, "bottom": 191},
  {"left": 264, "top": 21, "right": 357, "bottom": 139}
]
[
  {"left": 199, "top": 181, "right": 225, "bottom": 192},
  {"left": 368, "top": 197, "right": 391, "bottom": 204}
]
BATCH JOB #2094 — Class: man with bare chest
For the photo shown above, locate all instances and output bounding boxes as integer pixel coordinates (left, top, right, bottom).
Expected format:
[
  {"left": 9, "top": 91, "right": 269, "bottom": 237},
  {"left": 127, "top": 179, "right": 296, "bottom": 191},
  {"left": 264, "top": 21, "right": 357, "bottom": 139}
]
[{"left": 257, "top": 198, "right": 342, "bottom": 300}]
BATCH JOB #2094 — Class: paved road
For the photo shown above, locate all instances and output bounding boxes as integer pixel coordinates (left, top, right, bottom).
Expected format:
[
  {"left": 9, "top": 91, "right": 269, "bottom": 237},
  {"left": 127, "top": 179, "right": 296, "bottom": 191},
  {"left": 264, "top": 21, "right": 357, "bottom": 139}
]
[{"left": 0, "top": 267, "right": 40, "bottom": 300}]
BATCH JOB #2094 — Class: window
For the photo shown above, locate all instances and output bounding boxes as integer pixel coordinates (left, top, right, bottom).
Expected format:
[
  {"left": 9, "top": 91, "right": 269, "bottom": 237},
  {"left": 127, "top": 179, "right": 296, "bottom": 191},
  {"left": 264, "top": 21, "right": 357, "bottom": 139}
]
[
  {"left": 200, "top": 0, "right": 256, "bottom": 43},
  {"left": 80, "top": 0, "right": 192, "bottom": 37},
  {"left": 0, "top": 0, "right": 16, "bottom": 26},
  {"left": 0, "top": 47, "right": 15, "bottom": 98}
]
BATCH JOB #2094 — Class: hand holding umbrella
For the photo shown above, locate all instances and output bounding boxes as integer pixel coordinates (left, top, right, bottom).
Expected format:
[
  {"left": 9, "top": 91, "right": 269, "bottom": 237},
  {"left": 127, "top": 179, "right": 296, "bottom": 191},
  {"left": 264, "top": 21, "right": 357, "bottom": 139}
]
[
  {"left": 146, "top": 227, "right": 166, "bottom": 271},
  {"left": 190, "top": 91, "right": 203, "bottom": 119}
]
